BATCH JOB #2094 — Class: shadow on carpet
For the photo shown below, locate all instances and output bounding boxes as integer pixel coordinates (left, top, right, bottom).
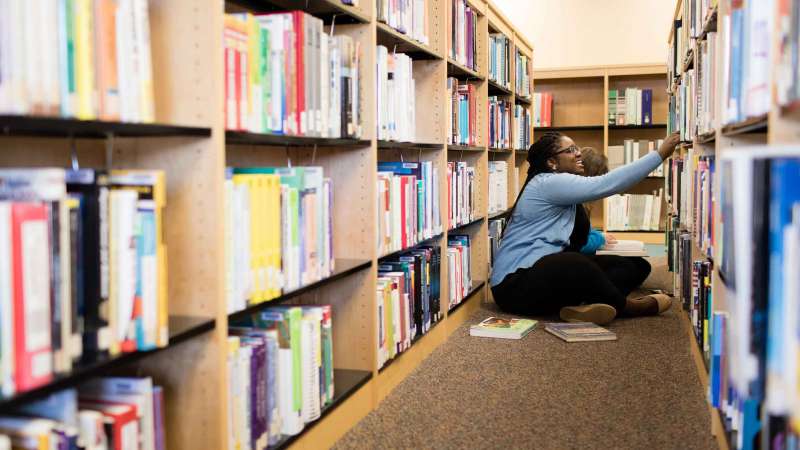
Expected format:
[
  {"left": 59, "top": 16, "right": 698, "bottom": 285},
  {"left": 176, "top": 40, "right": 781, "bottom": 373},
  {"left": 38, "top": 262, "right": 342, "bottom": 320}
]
[{"left": 334, "top": 299, "right": 716, "bottom": 450}]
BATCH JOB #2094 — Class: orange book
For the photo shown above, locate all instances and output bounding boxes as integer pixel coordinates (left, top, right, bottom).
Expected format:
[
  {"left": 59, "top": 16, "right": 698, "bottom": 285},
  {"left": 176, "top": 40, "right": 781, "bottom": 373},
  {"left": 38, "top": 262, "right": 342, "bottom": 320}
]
[{"left": 94, "top": 0, "right": 120, "bottom": 120}]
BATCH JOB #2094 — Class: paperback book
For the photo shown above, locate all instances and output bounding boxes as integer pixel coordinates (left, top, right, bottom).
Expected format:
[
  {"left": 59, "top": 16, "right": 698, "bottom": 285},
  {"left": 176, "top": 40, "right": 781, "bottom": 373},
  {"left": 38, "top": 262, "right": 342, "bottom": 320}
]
[
  {"left": 544, "top": 322, "right": 617, "bottom": 343},
  {"left": 469, "top": 317, "right": 536, "bottom": 340}
]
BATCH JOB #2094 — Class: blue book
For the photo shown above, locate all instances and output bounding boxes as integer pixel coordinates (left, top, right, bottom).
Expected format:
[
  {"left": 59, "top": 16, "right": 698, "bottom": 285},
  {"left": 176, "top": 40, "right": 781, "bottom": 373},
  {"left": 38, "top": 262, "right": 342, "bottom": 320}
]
[
  {"left": 377, "top": 162, "right": 420, "bottom": 176},
  {"left": 642, "top": 89, "right": 653, "bottom": 125},
  {"left": 729, "top": 8, "right": 744, "bottom": 122}
]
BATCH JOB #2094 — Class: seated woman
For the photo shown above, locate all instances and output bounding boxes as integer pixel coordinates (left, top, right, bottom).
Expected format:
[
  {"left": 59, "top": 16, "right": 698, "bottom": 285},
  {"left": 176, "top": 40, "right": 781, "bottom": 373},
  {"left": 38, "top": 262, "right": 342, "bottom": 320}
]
[{"left": 490, "top": 132, "right": 679, "bottom": 325}]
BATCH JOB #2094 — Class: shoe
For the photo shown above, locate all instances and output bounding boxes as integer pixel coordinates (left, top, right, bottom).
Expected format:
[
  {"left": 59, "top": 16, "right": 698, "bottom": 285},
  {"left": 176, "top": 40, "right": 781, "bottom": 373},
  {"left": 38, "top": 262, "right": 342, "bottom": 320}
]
[
  {"left": 623, "top": 294, "right": 673, "bottom": 316},
  {"left": 559, "top": 304, "right": 617, "bottom": 325}
]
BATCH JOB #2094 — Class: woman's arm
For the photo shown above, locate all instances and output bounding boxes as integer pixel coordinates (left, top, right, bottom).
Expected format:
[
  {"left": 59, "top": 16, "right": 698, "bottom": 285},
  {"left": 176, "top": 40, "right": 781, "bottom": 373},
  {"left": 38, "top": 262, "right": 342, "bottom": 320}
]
[{"left": 539, "top": 133, "right": 680, "bottom": 205}]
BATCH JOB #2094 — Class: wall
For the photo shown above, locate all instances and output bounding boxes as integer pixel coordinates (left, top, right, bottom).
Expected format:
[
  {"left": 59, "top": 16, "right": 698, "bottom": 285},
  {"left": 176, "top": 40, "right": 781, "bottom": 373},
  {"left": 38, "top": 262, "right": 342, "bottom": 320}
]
[{"left": 493, "top": 0, "right": 675, "bottom": 70}]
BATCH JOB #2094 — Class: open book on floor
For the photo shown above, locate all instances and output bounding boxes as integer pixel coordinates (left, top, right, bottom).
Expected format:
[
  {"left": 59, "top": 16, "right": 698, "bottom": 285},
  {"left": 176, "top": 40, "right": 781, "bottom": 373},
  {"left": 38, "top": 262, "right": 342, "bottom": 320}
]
[
  {"left": 544, "top": 322, "right": 617, "bottom": 342},
  {"left": 595, "top": 239, "right": 647, "bottom": 257},
  {"left": 469, "top": 317, "right": 537, "bottom": 339}
]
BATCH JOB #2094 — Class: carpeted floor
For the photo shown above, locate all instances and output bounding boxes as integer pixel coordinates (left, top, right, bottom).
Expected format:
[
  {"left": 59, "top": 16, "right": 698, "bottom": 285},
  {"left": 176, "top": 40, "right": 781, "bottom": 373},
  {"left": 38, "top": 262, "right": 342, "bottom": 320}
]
[{"left": 334, "top": 297, "right": 716, "bottom": 450}]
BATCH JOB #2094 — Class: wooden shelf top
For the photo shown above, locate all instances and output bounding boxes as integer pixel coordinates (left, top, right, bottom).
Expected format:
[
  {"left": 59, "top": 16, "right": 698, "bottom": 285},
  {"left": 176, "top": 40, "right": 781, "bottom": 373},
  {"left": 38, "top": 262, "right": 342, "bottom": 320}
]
[
  {"left": 609, "top": 124, "right": 668, "bottom": 130},
  {"left": 447, "top": 59, "right": 484, "bottom": 80},
  {"left": 538, "top": 125, "right": 603, "bottom": 132},
  {"left": 488, "top": 208, "right": 511, "bottom": 220},
  {"left": 488, "top": 147, "right": 513, "bottom": 153},
  {"left": 448, "top": 216, "right": 485, "bottom": 233},
  {"left": 696, "top": 130, "right": 716, "bottom": 144},
  {"left": 448, "top": 144, "right": 485, "bottom": 152},
  {"left": 699, "top": 5, "right": 718, "bottom": 40},
  {"left": 0, "top": 115, "right": 211, "bottom": 139},
  {"left": 378, "top": 233, "right": 444, "bottom": 261},
  {"left": 720, "top": 114, "right": 768, "bottom": 136},
  {"left": 376, "top": 21, "right": 443, "bottom": 60},
  {"left": 515, "top": 95, "right": 532, "bottom": 105},
  {"left": 0, "top": 316, "right": 215, "bottom": 410},
  {"left": 377, "top": 140, "right": 444, "bottom": 150},
  {"left": 228, "top": 259, "right": 372, "bottom": 323},
  {"left": 226, "top": 0, "right": 370, "bottom": 24},
  {"left": 226, "top": 131, "right": 370, "bottom": 147},
  {"left": 488, "top": 79, "right": 513, "bottom": 96}
]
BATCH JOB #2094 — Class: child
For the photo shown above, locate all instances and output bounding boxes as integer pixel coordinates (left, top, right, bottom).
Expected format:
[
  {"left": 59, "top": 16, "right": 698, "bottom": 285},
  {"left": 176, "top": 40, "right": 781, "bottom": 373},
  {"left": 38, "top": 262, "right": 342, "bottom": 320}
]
[{"left": 578, "top": 147, "right": 614, "bottom": 254}]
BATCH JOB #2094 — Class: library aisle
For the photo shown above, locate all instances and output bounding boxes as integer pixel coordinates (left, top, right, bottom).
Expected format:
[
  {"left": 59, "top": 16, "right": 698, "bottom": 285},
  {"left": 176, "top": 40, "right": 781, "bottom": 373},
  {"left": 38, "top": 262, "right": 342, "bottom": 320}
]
[{"left": 335, "top": 299, "right": 716, "bottom": 449}]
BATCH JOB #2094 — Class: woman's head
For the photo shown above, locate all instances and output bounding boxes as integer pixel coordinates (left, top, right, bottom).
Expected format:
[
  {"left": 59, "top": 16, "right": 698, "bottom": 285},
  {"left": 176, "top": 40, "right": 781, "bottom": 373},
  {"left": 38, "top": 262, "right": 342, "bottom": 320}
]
[
  {"left": 526, "top": 132, "right": 584, "bottom": 177},
  {"left": 580, "top": 147, "right": 608, "bottom": 177}
]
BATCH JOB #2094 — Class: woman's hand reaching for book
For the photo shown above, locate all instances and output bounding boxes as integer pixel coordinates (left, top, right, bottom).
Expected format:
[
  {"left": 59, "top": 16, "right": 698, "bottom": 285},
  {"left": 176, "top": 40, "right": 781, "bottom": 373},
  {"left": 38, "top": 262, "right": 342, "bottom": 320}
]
[{"left": 657, "top": 132, "right": 681, "bottom": 160}]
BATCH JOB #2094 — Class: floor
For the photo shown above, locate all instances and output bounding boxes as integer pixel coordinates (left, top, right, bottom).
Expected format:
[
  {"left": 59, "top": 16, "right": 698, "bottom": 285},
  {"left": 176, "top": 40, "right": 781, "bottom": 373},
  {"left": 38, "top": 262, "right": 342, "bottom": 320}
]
[{"left": 334, "top": 296, "right": 716, "bottom": 450}]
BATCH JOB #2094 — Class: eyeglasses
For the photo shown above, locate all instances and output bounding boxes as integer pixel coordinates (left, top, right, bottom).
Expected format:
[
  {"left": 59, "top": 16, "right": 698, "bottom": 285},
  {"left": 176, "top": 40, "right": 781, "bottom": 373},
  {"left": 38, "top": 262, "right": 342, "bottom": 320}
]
[{"left": 553, "top": 145, "right": 580, "bottom": 156}]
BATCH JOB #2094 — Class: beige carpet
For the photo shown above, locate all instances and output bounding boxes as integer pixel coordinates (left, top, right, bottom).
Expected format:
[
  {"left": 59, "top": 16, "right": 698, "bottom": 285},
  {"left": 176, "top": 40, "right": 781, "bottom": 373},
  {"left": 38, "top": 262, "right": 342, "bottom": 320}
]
[{"left": 334, "top": 295, "right": 715, "bottom": 450}]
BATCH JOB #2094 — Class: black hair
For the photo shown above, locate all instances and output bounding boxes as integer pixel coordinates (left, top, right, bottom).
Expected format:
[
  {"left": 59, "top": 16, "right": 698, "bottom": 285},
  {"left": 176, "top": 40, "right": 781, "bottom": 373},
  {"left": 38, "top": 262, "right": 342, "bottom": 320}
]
[{"left": 500, "top": 132, "right": 564, "bottom": 238}]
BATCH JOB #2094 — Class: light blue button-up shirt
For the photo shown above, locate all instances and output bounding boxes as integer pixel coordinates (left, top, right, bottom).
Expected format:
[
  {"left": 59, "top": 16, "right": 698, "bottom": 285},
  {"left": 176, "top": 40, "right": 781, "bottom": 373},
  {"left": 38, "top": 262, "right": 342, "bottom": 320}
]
[{"left": 489, "top": 151, "right": 664, "bottom": 286}]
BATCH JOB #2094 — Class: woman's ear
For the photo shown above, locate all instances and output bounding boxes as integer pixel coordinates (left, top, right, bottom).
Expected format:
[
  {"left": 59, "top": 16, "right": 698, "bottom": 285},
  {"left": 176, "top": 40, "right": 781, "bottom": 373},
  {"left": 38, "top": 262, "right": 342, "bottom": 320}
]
[{"left": 547, "top": 157, "right": 558, "bottom": 171}]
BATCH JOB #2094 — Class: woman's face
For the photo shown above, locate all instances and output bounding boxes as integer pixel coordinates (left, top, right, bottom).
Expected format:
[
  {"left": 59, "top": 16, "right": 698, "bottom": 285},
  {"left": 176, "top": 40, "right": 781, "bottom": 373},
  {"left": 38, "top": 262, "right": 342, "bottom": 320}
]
[{"left": 549, "top": 137, "right": 585, "bottom": 175}]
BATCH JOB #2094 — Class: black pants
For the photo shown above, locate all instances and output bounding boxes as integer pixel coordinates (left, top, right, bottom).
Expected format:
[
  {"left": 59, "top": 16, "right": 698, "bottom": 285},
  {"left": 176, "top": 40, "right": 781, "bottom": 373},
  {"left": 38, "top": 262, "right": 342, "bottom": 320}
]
[{"left": 491, "top": 252, "right": 652, "bottom": 316}]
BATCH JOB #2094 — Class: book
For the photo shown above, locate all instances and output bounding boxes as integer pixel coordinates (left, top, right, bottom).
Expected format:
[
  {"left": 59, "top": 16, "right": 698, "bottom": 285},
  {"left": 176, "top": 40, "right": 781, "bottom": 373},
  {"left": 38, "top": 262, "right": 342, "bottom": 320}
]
[
  {"left": 447, "top": 235, "right": 471, "bottom": 309},
  {"left": 544, "top": 322, "right": 617, "bottom": 343},
  {"left": 488, "top": 161, "right": 508, "bottom": 215},
  {"left": 488, "top": 96, "right": 511, "bottom": 149},
  {"left": 447, "top": 78, "right": 478, "bottom": 145},
  {"left": 596, "top": 240, "right": 647, "bottom": 257},
  {"left": 450, "top": 0, "right": 477, "bottom": 70},
  {"left": 469, "top": 317, "right": 537, "bottom": 339},
  {"left": 515, "top": 50, "right": 532, "bottom": 98},
  {"left": 376, "top": 47, "right": 415, "bottom": 142},
  {"left": 377, "top": 0, "right": 429, "bottom": 45},
  {"left": 488, "top": 34, "right": 510, "bottom": 88}
]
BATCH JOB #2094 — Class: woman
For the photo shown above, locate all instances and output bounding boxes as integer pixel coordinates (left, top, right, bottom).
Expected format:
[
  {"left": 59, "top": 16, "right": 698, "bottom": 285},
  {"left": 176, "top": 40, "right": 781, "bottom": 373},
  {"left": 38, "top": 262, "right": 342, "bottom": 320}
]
[{"left": 490, "top": 131, "right": 680, "bottom": 325}]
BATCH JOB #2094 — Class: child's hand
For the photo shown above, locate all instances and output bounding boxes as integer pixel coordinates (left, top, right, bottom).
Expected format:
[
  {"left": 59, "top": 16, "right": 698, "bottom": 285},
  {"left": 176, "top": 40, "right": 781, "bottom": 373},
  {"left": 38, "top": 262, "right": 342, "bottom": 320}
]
[{"left": 604, "top": 233, "right": 617, "bottom": 245}]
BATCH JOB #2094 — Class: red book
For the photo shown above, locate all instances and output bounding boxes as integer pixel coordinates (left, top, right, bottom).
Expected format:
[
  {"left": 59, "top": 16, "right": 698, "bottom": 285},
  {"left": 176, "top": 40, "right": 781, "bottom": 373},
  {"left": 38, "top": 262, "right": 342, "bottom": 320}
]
[
  {"left": 292, "top": 11, "right": 306, "bottom": 135},
  {"left": 399, "top": 176, "right": 408, "bottom": 248},
  {"left": 80, "top": 401, "right": 139, "bottom": 450},
  {"left": 11, "top": 202, "right": 53, "bottom": 392}
]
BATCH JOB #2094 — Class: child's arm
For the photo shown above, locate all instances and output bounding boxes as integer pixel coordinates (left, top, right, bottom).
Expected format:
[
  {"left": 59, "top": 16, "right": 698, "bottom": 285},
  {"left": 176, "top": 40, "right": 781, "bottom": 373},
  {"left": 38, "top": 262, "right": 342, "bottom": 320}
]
[{"left": 580, "top": 228, "right": 606, "bottom": 254}]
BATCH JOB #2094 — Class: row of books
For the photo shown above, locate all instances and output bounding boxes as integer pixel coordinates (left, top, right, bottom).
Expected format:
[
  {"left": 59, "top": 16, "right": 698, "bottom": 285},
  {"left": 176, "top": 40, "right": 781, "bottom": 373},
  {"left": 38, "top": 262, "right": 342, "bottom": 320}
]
[
  {"left": 665, "top": 150, "right": 715, "bottom": 259},
  {"left": 532, "top": 92, "right": 553, "bottom": 128},
  {"left": 514, "top": 105, "right": 532, "bottom": 150},
  {"left": 695, "top": 32, "right": 717, "bottom": 136},
  {"left": 377, "top": 47, "right": 416, "bottom": 142},
  {"left": 604, "top": 191, "right": 664, "bottom": 232},
  {"left": 608, "top": 139, "right": 666, "bottom": 177},
  {"left": 488, "top": 97, "right": 511, "bottom": 149},
  {"left": 376, "top": 161, "right": 442, "bottom": 256},
  {"left": 377, "top": 246, "right": 441, "bottom": 369},
  {"left": 488, "top": 218, "right": 505, "bottom": 269},
  {"left": 450, "top": 0, "right": 478, "bottom": 71},
  {"left": 447, "top": 78, "right": 478, "bottom": 146},
  {"left": 447, "top": 161, "right": 476, "bottom": 229},
  {"left": 515, "top": 50, "right": 532, "bottom": 99},
  {"left": 1, "top": 168, "right": 168, "bottom": 397},
  {"left": 488, "top": 161, "right": 508, "bottom": 215},
  {"left": 225, "top": 167, "right": 334, "bottom": 313},
  {"left": 669, "top": 70, "right": 694, "bottom": 142},
  {"left": 720, "top": 1, "right": 772, "bottom": 125},
  {"left": 488, "top": 34, "right": 511, "bottom": 89},
  {"left": 228, "top": 305, "right": 334, "bottom": 448},
  {"left": 0, "top": 377, "right": 165, "bottom": 450},
  {"left": 0, "top": 0, "right": 155, "bottom": 122},
  {"left": 447, "top": 235, "right": 472, "bottom": 310},
  {"left": 608, "top": 88, "right": 654, "bottom": 126},
  {"left": 223, "top": 12, "right": 361, "bottom": 138},
  {"left": 376, "top": 0, "right": 429, "bottom": 45}
]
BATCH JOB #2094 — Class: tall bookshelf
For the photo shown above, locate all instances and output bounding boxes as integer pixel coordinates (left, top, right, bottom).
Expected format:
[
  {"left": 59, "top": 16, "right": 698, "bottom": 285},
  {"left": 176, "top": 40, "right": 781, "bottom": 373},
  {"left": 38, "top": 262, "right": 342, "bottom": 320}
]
[
  {"left": 533, "top": 64, "right": 669, "bottom": 244},
  {"left": 0, "top": 0, "right": 533, "bottom": 448}
]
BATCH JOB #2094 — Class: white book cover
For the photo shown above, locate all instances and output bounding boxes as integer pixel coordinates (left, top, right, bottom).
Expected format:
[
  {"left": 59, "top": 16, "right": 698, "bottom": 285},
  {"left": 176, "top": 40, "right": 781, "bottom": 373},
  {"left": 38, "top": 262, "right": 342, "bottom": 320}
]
[
  {"left": 110, "top": 190, "right": 138, "bottom": 351},
  {"left": 0, "top": 203, "right": 14, "bottom": 397},
  {"left": 133, "top": 0, "right": 154, "bottom": 122},
  {"left": 238, "top": 345, "right": 252, "bottom": 450},
  {"left": 80, "top": 377, "right": 156, "bottom": 450},
  {"left": 279, "top": 348, "right": 303, "bottom": 436}
]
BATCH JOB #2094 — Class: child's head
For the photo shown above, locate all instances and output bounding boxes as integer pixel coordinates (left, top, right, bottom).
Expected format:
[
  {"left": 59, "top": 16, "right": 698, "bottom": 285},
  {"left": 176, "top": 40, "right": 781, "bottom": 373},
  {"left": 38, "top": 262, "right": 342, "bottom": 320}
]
[{"left": 580, "top": 147, "right": 608, "bottom": 177}]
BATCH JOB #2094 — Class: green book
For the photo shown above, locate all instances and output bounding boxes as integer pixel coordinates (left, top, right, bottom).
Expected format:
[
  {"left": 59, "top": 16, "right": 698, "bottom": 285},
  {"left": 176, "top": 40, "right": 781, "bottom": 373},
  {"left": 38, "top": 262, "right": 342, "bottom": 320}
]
[
  {"left": 469, "top": 317, "right": 537, "bottom": 339},
  {"left": 609, "top": 89, "right": 617, "bottom": 125}
]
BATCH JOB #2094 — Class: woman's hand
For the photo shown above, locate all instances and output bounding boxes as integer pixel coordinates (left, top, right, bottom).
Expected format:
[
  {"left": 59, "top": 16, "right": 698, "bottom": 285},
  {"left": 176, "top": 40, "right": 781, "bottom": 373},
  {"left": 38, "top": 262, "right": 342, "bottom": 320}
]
[
  {"left": 604, "top": 233, "right": 617, "bottom": 245},
  {"left": 657, "top": 132, "right": 681, "bottom": 160}
]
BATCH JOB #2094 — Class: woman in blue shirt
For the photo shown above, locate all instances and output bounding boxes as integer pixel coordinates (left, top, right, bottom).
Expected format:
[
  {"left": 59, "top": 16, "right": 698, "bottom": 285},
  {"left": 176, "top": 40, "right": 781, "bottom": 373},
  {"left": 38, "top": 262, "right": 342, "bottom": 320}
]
[{"left": 490, "top": 131, "right": 680, "bottom": 325}]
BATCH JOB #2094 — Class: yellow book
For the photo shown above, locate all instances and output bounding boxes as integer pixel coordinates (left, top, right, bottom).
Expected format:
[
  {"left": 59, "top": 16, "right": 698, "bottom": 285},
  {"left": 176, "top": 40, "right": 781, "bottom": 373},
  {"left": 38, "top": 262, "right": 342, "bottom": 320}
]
[
  {"left": 265, "top": 175, "right": 282, "bottom": 299},
  {"left": 226, "top": 336, "right": 242, "bottom": 450},
  {"left": 75, "top": 0, "right": 97, "bottom": 119}
]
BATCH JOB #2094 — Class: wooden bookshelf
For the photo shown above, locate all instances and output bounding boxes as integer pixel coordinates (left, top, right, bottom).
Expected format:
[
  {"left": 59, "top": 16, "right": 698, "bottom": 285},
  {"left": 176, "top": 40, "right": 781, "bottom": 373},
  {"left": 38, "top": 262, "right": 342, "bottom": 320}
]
[
  {"left": 0, "top": 0, "right": 535, "bottom": 448},
  {"left": 533, "top": 64, "right": 670, "bottom": 236}
]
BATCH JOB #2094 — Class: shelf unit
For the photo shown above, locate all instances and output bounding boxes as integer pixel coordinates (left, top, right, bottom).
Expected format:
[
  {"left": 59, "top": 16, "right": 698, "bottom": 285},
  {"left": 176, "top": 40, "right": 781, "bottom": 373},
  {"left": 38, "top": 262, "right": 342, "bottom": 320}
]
[
  {"left": 533, "top": 64, "right": 670, "bottom": 244},
  {"left": 0, "top": 0, "right": 534, "bottom": 448}
]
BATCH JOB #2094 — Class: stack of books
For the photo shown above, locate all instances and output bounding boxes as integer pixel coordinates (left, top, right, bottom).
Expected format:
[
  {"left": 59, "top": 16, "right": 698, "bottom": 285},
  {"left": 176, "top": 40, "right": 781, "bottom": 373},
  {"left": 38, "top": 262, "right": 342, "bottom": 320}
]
[
  {"left": 0, "top": 0, "right": 155, "bottom": 122},
  {"left": 605, "top": 191, "right": 664, "bottom": 232},
  {"left": 532, "top": 92, "right": 552, "bottom": 128},
  {"left": 377, "top": 47, "right": 416, "bottom": 142},
  {"left": 515, "top": 50, "right": 533, "bottom": 99},
  {"left": 377, "top": 246, "right": 441, "bottom": 368},
  {"left": 450, "top": 0, "right": 477, "bottom": 71},
  {"left": 228, "top": 305, "right": 334, "bottom": 446},
  {"left": 447, "top": 161, "right": 476, "bottom": 229},
  {"left": 447, "top": 235, "right": 472, "bottom": 309},
  {"left": 0, "top": 168, "right": 169, "bottom": 396},
  {"left": 608, "top": 88, "right": 654, "bottom": 126},
  {"left": 376, "top": 161, "right": 442, "bottom": 256},
  {"left": 225, "top": 167, "right": 335, "bottom": 313},
  {"left": 448, "top": 78, "right": 478, "bottom": 145},
  {"left": 488, "top": 161, "right": 508, "bottom": 215},
  {"left": 488, "top": 96, "right": 511, "bottom": 149},
  {"left": 0, "top": 378, "right": 166, "bottom": 450},
  {"left": 223, "top": 12, "right": 361, "bottom": 138},
  {"left": 488, "top": 34, "right": 510, "bottom": 88},
  {"left": 377, "top": 0, "right": 429, "bottom": 45}
]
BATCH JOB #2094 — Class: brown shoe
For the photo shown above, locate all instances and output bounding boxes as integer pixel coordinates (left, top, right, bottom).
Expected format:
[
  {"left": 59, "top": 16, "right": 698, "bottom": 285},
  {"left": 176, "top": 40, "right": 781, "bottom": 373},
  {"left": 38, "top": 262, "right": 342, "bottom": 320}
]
[
  {"left": 624, "top": 294, "right": 672, "bottom": 316},
  {"left": 559, "top": 304, "right": 617, "bottom": 325}
]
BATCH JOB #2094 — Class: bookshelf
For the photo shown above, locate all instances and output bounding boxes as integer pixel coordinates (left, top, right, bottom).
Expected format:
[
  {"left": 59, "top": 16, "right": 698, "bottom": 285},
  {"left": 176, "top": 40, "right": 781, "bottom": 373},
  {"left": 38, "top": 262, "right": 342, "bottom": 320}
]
[
  {"left": 533, "top": 64, "right": 670, "bottom": 244},
  {"left": 0, "top": 0, "right": 533, "bottom": 448}
]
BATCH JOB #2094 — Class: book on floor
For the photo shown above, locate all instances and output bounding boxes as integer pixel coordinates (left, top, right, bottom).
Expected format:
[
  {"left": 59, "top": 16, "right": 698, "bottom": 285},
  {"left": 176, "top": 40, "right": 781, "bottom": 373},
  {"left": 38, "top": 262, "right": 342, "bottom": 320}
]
[
  {"left": 544, "top": 322, "right": 617, "bottom": 343},
  {"left": 469, "top": 317, "right": 537, "bottom": 339},
  {"left": 596, "top": 239, "right": 647, "bottom": 257}
]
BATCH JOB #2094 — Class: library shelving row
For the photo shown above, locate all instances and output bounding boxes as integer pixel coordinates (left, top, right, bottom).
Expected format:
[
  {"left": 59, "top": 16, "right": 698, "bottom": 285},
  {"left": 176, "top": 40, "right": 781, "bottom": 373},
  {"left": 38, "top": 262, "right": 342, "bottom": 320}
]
[
  {"left": 667, "top": 0, "right": 800, "bottom": 449},
  {"left": 532, "top": 64, "right": 670, "bottom": 244},
  {"left": 0, "top": 0, "right": 533, "bottom": 449}
]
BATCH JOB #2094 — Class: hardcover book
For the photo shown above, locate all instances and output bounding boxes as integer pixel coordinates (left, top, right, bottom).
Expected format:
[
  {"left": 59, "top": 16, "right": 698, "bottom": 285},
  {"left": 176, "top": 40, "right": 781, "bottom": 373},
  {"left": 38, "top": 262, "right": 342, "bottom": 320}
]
[
  {"left": 544, "top": 322, "right": 617, "bottom": 343},
  {"left": 469, "top": 317, "right": 537, "bottom": 339}
]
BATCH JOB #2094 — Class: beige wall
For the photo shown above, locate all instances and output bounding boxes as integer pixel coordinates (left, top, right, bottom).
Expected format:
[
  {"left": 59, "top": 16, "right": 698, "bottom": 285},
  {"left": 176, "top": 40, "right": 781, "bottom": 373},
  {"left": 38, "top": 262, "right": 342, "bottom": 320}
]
[{"left": 493, "top": 0, "right": 675, "bottom": 70}]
